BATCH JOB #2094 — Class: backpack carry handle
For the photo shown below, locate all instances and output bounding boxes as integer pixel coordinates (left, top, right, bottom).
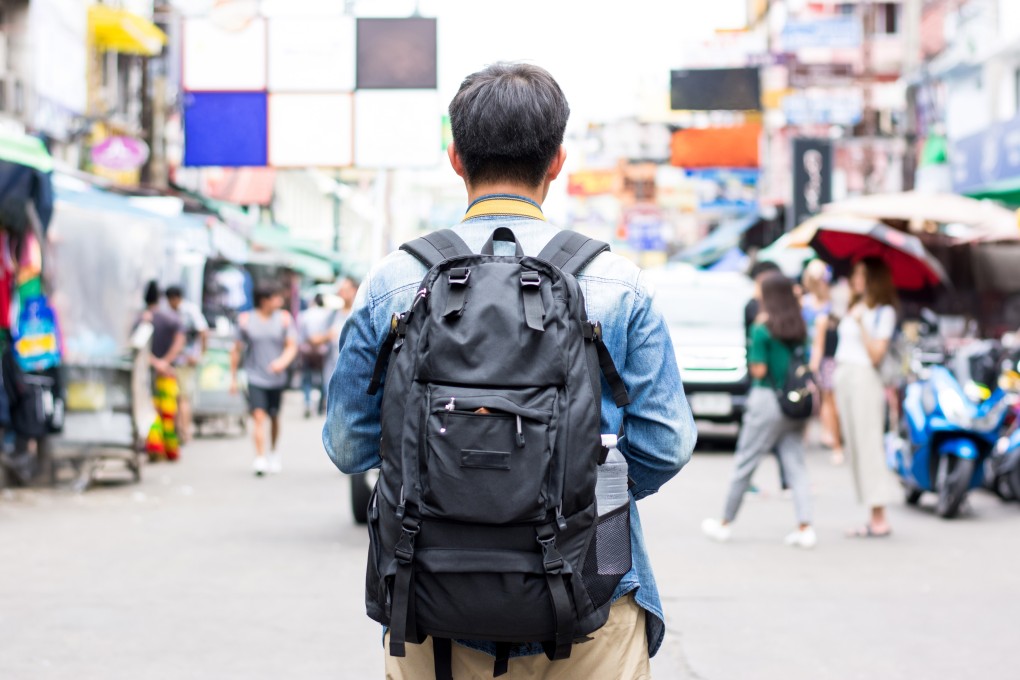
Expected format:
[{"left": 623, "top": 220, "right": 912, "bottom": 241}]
[{"left": 481, "top": 227, "right": 525, "bottom": 256}]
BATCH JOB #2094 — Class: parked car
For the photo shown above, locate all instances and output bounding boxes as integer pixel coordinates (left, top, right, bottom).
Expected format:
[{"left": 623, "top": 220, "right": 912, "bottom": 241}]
[{"left": 645, "top": 266, "right": 754, "bottom": 428}]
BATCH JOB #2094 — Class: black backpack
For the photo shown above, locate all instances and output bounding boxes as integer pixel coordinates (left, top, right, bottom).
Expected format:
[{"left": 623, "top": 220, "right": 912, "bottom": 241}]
[
  {"left": 363, "top": 227, "right": 632, "bottom": 679},
  {"left": 773, "top": 343, "right": 814, "bottom": 420}
]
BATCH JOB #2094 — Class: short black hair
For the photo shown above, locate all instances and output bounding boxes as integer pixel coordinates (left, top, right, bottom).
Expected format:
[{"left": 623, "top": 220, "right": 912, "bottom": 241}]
[
  {"left": 749, "top": 260, "right": 782, "bottom": 281},
  {"left": 144, "top": 280, "right": 160, "bottom": 306},
  {"left": 253, "top": 283, "right": 280, "bottom": 308},
  {"left": 166, "top": 285, "right": 183, "bottom": 300},
  {"left": 448, "top": 62, "right": 570, "bottom": 188}
]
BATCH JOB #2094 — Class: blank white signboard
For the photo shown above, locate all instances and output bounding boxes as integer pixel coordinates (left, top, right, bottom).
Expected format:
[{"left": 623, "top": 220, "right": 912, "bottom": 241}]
[
  {"left": 183, "top": 18, "right": 267, "bottom": 92},
  {"left": 354, "top": 90, "right": 442, "bottom": 168},
  {"left": 269, "top": 93, "right": 353, "bottom": 167},
  {"left": 268, "top": 16, "right": 356, "bottom": 92}
]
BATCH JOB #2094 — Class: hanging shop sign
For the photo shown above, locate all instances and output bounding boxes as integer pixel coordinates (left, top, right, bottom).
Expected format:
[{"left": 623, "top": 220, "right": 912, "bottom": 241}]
[
  {"left": 950, "top": 113, "right": 1020, "bottom": 195},
  {"left": 91, "top": 136, "right": 150, "bottom": 171},
  {"left": 686, "top": 168, "right": 759, "bottom": 212},
  {"left": 567, "top": 169, "right": 619, "bottom": 197},
  {"left": 671, "top": 124, "right": 761, "bottom": 169},
  {"left": 780, "top": 16, "right": 862, "bottom": 52}
]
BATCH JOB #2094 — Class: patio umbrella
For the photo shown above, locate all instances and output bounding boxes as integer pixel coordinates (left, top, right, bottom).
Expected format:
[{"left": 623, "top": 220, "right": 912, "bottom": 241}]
[
  {"left": 0, "top": 129, "right": 54, "bottom": 233},
  {"left": 809, "top": 219, "right": 949, "bottom": 291},
  {"left": 822, "top": 191, "right": 1018, "bottom": 242}
]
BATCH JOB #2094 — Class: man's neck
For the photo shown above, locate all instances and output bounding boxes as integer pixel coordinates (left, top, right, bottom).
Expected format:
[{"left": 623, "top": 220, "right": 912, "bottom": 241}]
[{"left": 467, "top": 183, "right": 546, "bottom": 206}]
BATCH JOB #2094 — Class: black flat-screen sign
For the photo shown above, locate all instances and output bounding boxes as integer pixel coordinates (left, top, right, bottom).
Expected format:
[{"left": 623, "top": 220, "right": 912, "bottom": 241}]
[
  {"left": 670, "top": 68, "right": 762, "bottom": 111},
  {"left": 789, "top": 138, "right": 833, "bottom": 230},
  {"left": 357, "top": 18, "right": 438, "bottom": 89}
]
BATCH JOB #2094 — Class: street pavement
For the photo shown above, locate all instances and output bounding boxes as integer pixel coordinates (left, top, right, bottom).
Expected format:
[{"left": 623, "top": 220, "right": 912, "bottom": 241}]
[{"left": 1, "top": 394, "right": 1018, "bottom": 680}]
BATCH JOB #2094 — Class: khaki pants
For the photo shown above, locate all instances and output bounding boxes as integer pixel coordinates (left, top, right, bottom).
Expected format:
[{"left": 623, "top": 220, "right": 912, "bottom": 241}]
[{"left": 384, "top": 594, "right": 651, "bottom": 680}]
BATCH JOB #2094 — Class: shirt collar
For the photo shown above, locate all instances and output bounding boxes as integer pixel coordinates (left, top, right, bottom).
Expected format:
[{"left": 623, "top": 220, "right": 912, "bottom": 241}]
[{"left": 462, "top": 193, "right": 546, "bottom": 222}]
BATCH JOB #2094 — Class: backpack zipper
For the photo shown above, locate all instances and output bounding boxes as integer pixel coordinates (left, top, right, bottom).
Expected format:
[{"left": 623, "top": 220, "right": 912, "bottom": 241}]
[{"left": 440, "top": 397, "right": 456, "bottom": 434}]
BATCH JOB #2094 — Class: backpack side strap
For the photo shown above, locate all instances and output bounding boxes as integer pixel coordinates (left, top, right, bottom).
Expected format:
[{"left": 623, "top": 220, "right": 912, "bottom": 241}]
[
  {"left": 537, "top": 230, "right": 610, "bottom": 277},
  {"left": 400, "top": 229, "right": 473, "bottom": 269}
]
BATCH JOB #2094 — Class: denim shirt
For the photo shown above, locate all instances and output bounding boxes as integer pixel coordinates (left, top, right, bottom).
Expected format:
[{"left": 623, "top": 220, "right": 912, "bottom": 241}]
[{"left": 323, "top": 195, "right": 696, "bottom": 658}]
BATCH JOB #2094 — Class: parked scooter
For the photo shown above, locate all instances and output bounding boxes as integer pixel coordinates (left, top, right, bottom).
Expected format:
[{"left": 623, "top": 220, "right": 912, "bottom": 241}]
[
  {"left": 889, "top": 343, "right": 1014, "bottom": 518},
  {"left": 985, "top": 352, "right": 1020, "bottom": 502}
]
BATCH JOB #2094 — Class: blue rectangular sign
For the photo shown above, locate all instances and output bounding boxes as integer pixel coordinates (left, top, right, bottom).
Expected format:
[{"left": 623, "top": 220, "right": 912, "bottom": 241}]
[
  {"left": 781, "top": 16, "right": 862, "bottom": 52},
  {"left": 183, "top": 92, "right": 268, "bottom": 167},
  {"left": 950, "top": 114, "right": 1020, "bottom": 194}
]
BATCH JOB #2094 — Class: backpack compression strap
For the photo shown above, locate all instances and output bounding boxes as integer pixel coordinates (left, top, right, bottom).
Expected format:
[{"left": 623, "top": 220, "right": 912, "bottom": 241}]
[
  {"left": 537, "top": 230, "right": 610, "bottom": 277},
  {"left": 400, "top": 229, "right": 473, "bottom": 269}
]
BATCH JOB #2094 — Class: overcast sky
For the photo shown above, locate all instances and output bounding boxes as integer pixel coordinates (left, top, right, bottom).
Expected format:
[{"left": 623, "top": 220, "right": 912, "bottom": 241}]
[{"left": 411, "top": 0, "right": 748, "bottom": 125}]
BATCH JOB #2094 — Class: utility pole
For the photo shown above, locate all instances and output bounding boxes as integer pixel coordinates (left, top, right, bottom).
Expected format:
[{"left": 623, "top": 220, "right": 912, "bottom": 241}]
[
  {"left": 902, "top": 0, "right": 923, "bottom": 192},
  {"left": 861, "top": 0, "right": 876, "bottom": 195}
]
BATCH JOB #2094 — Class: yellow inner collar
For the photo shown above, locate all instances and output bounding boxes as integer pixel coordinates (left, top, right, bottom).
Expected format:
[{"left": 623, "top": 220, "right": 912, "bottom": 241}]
[{"left": 462, "top": 196, "right": 546, "bottom": 222}]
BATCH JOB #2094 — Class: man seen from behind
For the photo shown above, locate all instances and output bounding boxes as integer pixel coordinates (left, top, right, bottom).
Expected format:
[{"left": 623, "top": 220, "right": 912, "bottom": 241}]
[{"left": 323, "top": 63, "right": 696, "bottom": 678}]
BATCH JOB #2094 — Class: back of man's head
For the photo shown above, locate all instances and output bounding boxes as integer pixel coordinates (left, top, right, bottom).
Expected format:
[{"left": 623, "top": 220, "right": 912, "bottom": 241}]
[{"left": 449, "top": 62, "right": 570, "bottom": 188}]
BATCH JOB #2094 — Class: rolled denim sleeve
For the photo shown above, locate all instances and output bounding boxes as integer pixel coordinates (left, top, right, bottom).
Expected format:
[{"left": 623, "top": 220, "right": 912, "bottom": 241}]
[
  {"left": 322, "top": 277, "right": 385, "bottom": 474},
  {"left": 616, "top": 273, "right": 696, "bottom": 500}
]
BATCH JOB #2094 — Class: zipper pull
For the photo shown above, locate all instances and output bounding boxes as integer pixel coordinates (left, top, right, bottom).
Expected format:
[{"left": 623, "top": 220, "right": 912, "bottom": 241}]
[
  {"left": 440, "top": 397, "right": 456, "bottom": 434},
  {"left": 395, "top": 485, "right": 406, "bottom": 520},
  {"left": 555, "top": 504, "right": 567, "bottom": 531},
  {"left": 515, "top": 415, "right": 525, "bottom": 448}
]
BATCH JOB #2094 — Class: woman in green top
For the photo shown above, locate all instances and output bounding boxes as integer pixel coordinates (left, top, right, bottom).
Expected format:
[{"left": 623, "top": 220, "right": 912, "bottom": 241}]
[{"left": 703, "top": 274, "right": 817, "bottom": 548}]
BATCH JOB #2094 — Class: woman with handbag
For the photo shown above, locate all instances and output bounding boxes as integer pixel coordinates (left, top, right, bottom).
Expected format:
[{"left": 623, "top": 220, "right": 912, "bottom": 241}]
[
  {"left": 703, "top": 273, "right": 817, "bottom": 548},
  {"left": 834, "top": 257, "right": 901, "bottom": 538}
]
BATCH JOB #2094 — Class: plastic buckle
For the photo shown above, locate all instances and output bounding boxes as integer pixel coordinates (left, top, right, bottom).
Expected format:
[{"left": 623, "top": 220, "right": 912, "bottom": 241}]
[
  {"left": 520, "top": 272, "right": 542, "bottom": 287},
  {"left": 537, "top": 536, "right": 564, "bottom": 574},
  {"left": 590, "top": 321, "right": 603, "bottom": 342},
  {"left": 448, "top": 268, "right": 471, "bottom": 286},
  {"left": 394, "top": 521, "right": 420, "bottom": 565}
]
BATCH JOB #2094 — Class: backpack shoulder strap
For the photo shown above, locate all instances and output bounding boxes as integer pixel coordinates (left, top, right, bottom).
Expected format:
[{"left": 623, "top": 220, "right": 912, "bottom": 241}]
[
  {"left": 537, "top": 230, "right": 610, "bottom": 276},
  {"left": 399, "top": 229, "right": 473, "bottom": 269}
]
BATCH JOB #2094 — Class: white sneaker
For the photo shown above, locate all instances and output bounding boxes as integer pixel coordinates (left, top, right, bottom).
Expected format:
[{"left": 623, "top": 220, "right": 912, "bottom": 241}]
[
  {"left": 784, "top": 527, "right": 817, "bottom": 549},
  {"left": 253, "top": 456, "right": 268, "bottom": 476},
  {"left": 701, "top": 518, "right": 732, "bottom": 543},
  {"left": 268, "top": 452, "right": 282, "bottom": 474}
]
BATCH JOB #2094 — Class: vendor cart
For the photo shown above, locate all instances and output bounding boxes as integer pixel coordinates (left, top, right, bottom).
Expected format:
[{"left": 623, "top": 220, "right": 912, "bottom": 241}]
[
  {"left": 55, "top": 349, "right": 149, "bottom": 491},
  {"left": 192, "top": 334, "right": 247, "bottom": 437}
]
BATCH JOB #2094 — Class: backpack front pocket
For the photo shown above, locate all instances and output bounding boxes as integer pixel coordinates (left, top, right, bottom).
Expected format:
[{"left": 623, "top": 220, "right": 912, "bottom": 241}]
[{"left": 421, "top": 386, "right": 555, "bottom": 524}]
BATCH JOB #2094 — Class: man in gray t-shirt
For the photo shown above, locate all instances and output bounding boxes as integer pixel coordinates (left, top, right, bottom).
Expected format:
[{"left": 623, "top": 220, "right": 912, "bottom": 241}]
[{"left": 230, "top": 284, "right": 298, "bottom": 476}]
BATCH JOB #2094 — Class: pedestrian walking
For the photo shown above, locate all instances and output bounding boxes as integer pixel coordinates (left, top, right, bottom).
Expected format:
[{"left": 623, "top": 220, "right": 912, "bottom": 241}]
[
  {"left": 703, "top": 273, "right": 817, "bottom": 548},
  {"left": 138, "top": 281, "right": 186, "bottom": 462},
  {"left": 230, "top": 284, "right": 297, "bottom": 476},
  {"left": 745, "top": 260, "right": 789, "bottom": 493},
  {"left": 297, "top": 294, "right": 332, "bottom": 418},
  {"left": 323, "top": 62, "right": 695, "bottom": 679},
  {"left": 165, "top": 285, "right": 209, "bottom": 444},
  {"left": 319, "top": 276, "right": 358, "bottom": 408},
  {"left": 802, "top": 260, "right": 844, "bottom": 464},
  {"left": 834, "top": 257, "right": 900, "bottom": 538}
]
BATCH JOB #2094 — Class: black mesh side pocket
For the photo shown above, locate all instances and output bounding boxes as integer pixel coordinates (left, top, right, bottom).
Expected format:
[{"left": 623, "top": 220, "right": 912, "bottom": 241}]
[{"left": 580, "top": 503, "right": 631, "bottom": 610}]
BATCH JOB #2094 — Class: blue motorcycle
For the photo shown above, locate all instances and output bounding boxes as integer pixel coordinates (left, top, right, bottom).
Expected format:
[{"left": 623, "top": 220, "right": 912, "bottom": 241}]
[
  {"left": 988, "top": 425, "right": 1020, "bottom": 501},
  {"left": 889, "top": 365, "right": 1013, "bottom": 518}
]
